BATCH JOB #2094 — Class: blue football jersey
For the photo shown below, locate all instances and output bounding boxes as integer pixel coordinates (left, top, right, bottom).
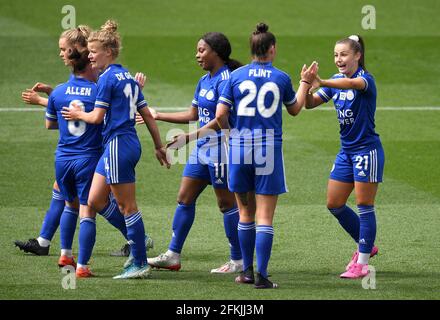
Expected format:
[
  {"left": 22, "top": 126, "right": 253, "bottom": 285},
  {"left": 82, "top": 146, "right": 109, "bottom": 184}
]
[
  {"left": 192, "top": 65, "right": 232, "bottom": 147},
  {"left": 94, "top": 64, "right": 148, "bottom": 145},
  {"left": 219, "top": 61, "right": 297, "bottom": 146},
  {"left": 316, "top": 67, "right": 380, "bottom": 153},
  {"left": 46, "top": 74, "right": 103, "bottom": 160}
]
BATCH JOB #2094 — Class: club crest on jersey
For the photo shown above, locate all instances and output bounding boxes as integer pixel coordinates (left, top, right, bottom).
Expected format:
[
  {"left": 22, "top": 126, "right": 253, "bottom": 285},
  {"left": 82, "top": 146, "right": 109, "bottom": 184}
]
[
  {"left": 346, "top": 90, "right": 355, "bottom": 101},
  {"left": 205, "top": 90, "right": 215, "bottom": 101}
]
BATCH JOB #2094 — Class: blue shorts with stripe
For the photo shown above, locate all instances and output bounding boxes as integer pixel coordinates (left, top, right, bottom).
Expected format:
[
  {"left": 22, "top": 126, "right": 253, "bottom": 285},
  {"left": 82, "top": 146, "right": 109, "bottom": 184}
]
[
  {"left": 182, "top": 144, "right": 228, "bottom": 189},
  {"left": 228, "top": 144, "right": 288, "bottom": 195},
  {"left": 95, "top": 134, "right": 141, "bottom": 184},
  {"left": 330, "top": 143, "right": 385, "bottom": 183},
  {"left": 55, "top": 156, "right": 100, "bottom": 205}
]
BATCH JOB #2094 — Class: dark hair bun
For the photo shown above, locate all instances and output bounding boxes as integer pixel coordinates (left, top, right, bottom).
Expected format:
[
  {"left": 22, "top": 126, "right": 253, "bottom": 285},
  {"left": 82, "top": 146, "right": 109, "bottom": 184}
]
[{"left": 254, "top": 22, "right": 269, "bottom": 34}]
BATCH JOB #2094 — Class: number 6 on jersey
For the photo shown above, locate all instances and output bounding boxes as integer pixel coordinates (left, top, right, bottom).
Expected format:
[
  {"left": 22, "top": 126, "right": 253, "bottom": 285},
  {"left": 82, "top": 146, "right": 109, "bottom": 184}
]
[{"left": 67, "top": 99, "right": 86, "bottom": 136}]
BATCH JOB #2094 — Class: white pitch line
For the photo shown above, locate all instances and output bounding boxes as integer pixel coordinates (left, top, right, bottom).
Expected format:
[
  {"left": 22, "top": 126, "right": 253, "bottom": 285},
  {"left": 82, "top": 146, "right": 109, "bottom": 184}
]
[
  {"left": 1, "top": 106, "right": 440, "bottom": 112},
  {"left": 0, "top": 108, "right": 46, "bottom": 112},
  {"left": 309, "top": 106, "right": 440, "bottom": 111}
]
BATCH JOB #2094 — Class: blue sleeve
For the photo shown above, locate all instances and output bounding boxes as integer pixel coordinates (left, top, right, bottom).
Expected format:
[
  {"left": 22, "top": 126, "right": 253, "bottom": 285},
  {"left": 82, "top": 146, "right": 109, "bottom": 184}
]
[
  {"left": 95, "top": 75, "right": 112, "bottom": 109},
  {"left": 216, "top": 79, "right": 229, "bottom": 102},
  {"left": 136, "top": 83, "right": 148, "bottom": 110},
  {"left": 359, "top": 73, "right": 375, "bottom": 95},
  {"left": 218, "top": 78, "right": 234, "bottom": 108},
  {"left": 192, "top": 80, "right": 201, "bottom": 108},
  {"left": 317, "top": 73, "right": 340, "bottom": 102},
  {"left": 316, "top": 87, "right": 333, "bottom": 102},
  {"left": 45, "top": 94, "right": 57, "bottom": 121},
  {"left": 283, "top": 76, "right": 297, "bottom": 106}
]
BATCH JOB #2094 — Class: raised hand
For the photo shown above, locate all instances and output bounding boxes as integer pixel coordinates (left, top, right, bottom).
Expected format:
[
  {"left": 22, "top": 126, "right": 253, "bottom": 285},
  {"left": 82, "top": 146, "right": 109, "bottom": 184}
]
[
  {"left": 301, "top": 61, "right": 319, "bottom": 84},
  {"left": 134, "top": 72, "right": 147, "bottom": 90}
]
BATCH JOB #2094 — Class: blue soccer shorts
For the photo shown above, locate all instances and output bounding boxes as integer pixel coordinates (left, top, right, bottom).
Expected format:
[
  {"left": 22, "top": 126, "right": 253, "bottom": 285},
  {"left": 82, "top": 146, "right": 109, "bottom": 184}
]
[
  {"left": 330, "top": 143, "right": 385, "bottom": 183},
  {"left": 228, "top": 144, "right": 288, "bottom": 195},
  {"left": 182, "top": 142, "right": 228, "bottom": 189},
  {"left": 55, "top": 156, "right": 100, "bottom": 205},
  {"left": 95, "top": 134, "right": 141, "bottom": 185}
]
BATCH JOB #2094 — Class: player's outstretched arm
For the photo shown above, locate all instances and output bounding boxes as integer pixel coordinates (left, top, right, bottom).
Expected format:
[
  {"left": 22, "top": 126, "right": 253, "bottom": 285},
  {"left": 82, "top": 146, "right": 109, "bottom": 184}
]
[
  {"left": 166, "top": 103, "right": 229, "bottom": 149},
  {"left": 304, "top": 76, "right": 365, "bottom": 110},
  {"left": 136, "top": 106, "right": 198, "bottom": 125},
  {"left": 61, "top": 104, "right": 106, "bottom": 124},
  {"left": 166, "top": 103, "right": 228, "bottom": 150},
  {"left": 138, "top": 106, "right": 171, "bottom": 168},
  {"left": 22, "top": 89, "right": 48, "bottom": 107},
  {"left": 319, "top": 76, "right": 366, "bottom": 90},
  {"left": 32, "top": 82, "right": 53, "bottom": 96}
]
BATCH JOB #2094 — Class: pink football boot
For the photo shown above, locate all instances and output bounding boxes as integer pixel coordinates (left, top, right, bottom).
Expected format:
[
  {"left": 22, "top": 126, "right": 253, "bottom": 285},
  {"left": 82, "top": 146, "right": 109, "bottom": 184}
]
[
  {"left": 340, "top": 262, "right": 369, "bottom": 279},
  {"left": 346, "top": 245, "right": 379, "bottom": 271}
]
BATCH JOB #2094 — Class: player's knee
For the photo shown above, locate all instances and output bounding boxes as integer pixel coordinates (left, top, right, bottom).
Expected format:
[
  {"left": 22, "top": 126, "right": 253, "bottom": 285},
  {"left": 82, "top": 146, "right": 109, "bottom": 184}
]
[
  {"left": 118, "top": 202, "right": 138, "bottom": 215},
  {"left": 356, "top": 200, "right": 374, "bottom": 207},
  {"left": 87, "top": 199, "right": 100, "bottom": 212},
  {"left": 326, "top": 200, "right": 345, "bottom": 210},
  {"left": 177, "top": 193, "right": 196, "bottom": 206},
  {"left": 218, "top": 200, "right": 234, "bottom": 213},
  {"left": 239, "top": 212, "right": 255, "bottom": 223}
]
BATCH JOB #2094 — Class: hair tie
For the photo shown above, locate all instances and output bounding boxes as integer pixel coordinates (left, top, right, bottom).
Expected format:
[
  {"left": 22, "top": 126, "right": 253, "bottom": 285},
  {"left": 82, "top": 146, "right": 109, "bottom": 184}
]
[{"left": 349, "top": 35, "right": 359, "bottom": 42}]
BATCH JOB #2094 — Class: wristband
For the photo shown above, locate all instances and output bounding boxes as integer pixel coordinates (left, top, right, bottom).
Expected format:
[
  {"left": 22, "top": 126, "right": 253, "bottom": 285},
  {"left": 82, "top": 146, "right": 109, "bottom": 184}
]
[{"left": 300, "top": 80, "right": 311, "bottom": 85}]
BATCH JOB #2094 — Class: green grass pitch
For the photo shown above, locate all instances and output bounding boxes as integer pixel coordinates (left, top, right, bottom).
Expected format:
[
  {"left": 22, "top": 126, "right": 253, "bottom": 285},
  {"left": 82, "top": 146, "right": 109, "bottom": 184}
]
[{"left": 0, "top": 0, "right": 439, "bottom": 300}]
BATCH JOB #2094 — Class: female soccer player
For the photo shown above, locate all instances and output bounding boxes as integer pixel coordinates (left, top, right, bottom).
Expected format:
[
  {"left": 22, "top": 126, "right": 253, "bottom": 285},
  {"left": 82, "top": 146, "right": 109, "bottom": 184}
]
[
  {"left": 18, "top": 74, "right": 153, "bottom": 259},
  {"left": 305, "top": 35, "right": 383, "bottom": 279},
  {"left": 45, "top": 25, "right": 102, "bottom": 277},
  {"left": 146, "top": 32, "right": 243, "bottom": 274},
  {"left": 16, "top": 29, "right": 151, "bottom": 260},
  {"left": 15, "top": 27, "right": 93, "bottom": 258},
  {"left": 191, "top": 23, "right": 317, "bottom": 288},
  {"left": 62, "top": 20, "right": 170, "bottom": 279}
]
